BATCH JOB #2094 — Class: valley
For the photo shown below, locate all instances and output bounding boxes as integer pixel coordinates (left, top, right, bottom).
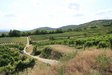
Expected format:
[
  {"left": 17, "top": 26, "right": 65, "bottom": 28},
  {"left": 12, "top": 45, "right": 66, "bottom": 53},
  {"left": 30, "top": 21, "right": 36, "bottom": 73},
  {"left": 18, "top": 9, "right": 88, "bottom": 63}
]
[{"left": 0, "top": 20, "right": 112, "bottom": 75}]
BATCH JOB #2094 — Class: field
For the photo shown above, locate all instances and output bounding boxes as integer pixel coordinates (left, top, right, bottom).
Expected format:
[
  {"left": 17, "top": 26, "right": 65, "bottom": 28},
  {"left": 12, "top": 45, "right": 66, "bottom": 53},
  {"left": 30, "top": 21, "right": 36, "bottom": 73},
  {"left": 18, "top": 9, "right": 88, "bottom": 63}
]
[{"left": 0, "top": 37, "right": 27, "bottom": 45}]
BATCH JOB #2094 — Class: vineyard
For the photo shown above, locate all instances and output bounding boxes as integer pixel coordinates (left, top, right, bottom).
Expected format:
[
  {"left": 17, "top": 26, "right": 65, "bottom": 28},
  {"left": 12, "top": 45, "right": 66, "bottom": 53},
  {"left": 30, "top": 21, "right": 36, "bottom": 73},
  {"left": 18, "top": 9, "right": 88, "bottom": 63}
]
[
  {"left": 0, "top": 45, "right": 35, "bottom": 74},
  {"left": 31, "top": 34, "right": 112, "bottom": 49},
  {"left": 0, "top": 37, "right": 27, "bottom": 45}
]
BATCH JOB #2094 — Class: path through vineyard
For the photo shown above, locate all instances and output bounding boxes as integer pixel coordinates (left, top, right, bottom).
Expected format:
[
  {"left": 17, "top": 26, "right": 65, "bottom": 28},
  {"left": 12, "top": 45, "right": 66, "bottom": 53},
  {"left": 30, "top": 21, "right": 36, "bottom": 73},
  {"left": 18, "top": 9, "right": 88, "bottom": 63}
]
[{"left": 23, "top": 37, "right": 59, "bottom": 65}]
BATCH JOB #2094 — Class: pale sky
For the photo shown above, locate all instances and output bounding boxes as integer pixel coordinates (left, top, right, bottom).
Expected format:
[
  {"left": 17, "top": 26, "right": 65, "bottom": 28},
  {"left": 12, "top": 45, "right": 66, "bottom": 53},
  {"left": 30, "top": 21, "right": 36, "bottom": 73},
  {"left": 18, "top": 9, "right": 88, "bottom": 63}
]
[{"left": 0, "top": 0, "right": 112, "bottom": 30}]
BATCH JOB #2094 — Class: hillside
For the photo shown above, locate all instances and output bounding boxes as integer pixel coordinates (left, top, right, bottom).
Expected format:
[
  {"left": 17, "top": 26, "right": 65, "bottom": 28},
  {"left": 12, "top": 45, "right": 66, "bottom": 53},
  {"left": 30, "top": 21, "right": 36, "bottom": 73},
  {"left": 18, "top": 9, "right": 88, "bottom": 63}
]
[
  {"left": 0, "top": 19, "right": 112, "bottom": 33},
  {"left": 30, "top": 19, "right": 112, "bottom": 32},
  {"left": 32, "top": 27, "right": 56, "bottom": 31},
  {"left": 59, "top": 25, "right": 77, "bottom": 30}
]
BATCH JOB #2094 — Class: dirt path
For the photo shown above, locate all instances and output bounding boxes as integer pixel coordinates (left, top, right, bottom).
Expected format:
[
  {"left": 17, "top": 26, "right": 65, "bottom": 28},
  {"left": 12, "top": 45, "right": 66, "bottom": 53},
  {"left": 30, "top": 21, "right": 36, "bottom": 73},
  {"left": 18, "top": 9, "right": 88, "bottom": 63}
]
[{"left": 23, "top": 37, "right": 59, "bottom": 65}]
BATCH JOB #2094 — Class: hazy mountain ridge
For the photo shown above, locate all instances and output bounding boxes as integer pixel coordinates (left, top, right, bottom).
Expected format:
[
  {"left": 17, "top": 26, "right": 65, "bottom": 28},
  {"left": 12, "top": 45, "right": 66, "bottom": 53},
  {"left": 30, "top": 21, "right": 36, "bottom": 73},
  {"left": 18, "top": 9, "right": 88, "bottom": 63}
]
[
  {"left": 32, "top": 19, "right": 112, "bottom": 31},
  {"left": 0, "top": 19, "right": 112, "bottom": 32}
]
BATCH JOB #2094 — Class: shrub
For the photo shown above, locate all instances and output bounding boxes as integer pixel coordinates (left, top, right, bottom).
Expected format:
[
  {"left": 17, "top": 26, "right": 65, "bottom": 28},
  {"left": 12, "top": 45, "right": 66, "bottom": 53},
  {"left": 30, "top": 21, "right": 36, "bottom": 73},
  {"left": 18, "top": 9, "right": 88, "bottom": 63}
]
[
  {"left": 40, "top": 47, "right": 52, "bottom": 58},
  {"left": 84, "top": 41, "right": 94, "bottom": 47},
  {"left": 108, "top": 38, "right": 112, "bottom": 49},
  {"left": 40, "top": 47, "right": 63, "bottom": 59},
  {"left": 0, "top": 46, "right": 35, "bottom": 74},
  {"left": 32, "top": 45, "right": 41, "bottom": 55},
  {"left": 49, "top": 36, "right": 55, "bottom": 40},
  {"left": 75, "top": 39, "right": 85, "bottom": 46},
  {"left": 96, "top": 54, "right": 112, "bottom": 72},
  {"left": 98, "top": 41, "right": 108, "bottom": 48}
]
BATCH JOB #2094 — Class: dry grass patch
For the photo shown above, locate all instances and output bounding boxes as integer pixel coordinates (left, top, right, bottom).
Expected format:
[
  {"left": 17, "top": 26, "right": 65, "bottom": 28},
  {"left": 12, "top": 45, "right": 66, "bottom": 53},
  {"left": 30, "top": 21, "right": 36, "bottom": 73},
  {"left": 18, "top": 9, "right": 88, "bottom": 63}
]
[
  {"left": 16, "top": 60, "right": 54, "bottom": 75},
  {"left": 49, "top": 45, "right": 75, "bottom": 54},
  {"left": 63, "top": 50, "right": 112, "bottom": 75}
]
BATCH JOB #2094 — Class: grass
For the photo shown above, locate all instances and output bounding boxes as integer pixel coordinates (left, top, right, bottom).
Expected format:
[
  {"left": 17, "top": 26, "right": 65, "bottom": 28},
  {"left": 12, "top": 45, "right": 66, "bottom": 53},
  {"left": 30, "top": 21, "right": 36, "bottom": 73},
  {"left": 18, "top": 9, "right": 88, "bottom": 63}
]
[
  {"left": 48, "top": 45, "right": 75, "bottom": 54},
  {"left": 59, "top": 50, "right": 112, "bottom": 75},
  {"left": 14, "top": 60, "right": 52, "bottom": 75}
]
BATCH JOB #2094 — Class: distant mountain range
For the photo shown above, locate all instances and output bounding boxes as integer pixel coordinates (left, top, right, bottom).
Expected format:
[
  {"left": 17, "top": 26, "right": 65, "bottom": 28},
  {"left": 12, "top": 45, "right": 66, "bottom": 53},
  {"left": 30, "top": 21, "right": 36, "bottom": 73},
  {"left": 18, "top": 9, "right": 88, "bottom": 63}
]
[
  {"left": 31, "top": 19, "right": 112, "bottom": 31},
  {"left": 0, "top": 19, "right": 112, "bottom": 32},
  {"left": 33, "top": 27, "right": 56, "bottom": 31}
]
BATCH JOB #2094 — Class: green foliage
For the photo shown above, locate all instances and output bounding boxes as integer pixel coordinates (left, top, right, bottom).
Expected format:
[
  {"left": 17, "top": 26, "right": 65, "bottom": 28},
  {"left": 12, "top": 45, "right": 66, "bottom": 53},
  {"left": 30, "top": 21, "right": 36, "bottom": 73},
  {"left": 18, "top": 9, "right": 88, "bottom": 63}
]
[
  {"left": 0, "top": 46, "right": 35, "bottom": 74},
  {"left": 32, "top": 34, "right": 112, "bottom": 49},
  {"left": 108, "top": 37, "right": 112, "bottom": 49},
  {"left": 9, "top": 30, "right": 21, "bottom": 37},
  {"left": 0, "top": 37, "right": 27, "bottom": 44},
  {"left": 98, "top": 41, "right": 108, "bottom": 48},
  {"left": 0, "top": 33, "right": 7, "bottom": 37},
  {"left": 6, "top": 44, "right": 25, "bottom": 50},
  {"left": 49, "top": 36, "right": 55, "bottom": 40},
  {"left": 40, "top": 47, "right": 52, "bottom": 59},
  {"left": 40, "top": 47, "right": 63, "bottom": 59},
  {"left": 96, "top": 54, "right": 112, "bottom": 71},
  {"left": 32, "top": 45, "right": 41, "bottom": 55},
  {"left": 84, "top": 41, "right": 94, "bottom": 47}
]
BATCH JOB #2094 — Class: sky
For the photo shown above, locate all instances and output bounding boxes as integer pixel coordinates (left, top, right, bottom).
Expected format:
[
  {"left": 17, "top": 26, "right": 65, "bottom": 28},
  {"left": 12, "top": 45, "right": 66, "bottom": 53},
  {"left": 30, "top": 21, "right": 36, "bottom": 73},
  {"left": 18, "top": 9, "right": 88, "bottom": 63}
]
[{"left": 0, "top": 0, "right": 112, "bottom": 30}]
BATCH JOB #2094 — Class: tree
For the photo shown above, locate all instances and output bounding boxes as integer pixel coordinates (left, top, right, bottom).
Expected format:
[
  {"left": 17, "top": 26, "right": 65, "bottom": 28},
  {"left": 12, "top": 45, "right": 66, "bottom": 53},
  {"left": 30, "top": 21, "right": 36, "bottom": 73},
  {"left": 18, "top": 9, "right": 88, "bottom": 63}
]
[
  {"left": 55, "top": 29, "right": 63, "bottom": 33},
  {"left": 49, "top": 36, "right": 55, "bottom": 40},
  {"left": 34, "top": 30, "right": 40, "bottom": 35},
  {"left": 0, "top": 33, "right": 7, "bottom": 37},
  {"left": 9, "top": 30, "right": 21, "bottom": 37}
]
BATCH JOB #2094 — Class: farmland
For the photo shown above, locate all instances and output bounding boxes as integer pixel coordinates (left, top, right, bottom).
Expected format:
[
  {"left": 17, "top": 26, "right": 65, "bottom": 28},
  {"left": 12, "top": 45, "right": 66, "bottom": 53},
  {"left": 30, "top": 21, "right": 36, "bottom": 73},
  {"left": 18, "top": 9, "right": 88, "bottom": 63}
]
[{"left": 0, "top": 37, "right": 27, "bottom": 45}]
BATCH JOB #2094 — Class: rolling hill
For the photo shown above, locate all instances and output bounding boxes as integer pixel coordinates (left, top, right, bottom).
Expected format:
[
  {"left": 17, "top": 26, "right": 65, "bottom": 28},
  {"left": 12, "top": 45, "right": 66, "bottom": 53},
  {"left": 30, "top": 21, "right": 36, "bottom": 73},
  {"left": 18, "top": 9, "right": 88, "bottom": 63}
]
[{"left": 30, "top": 19, "right": 112, "bottom": 31}]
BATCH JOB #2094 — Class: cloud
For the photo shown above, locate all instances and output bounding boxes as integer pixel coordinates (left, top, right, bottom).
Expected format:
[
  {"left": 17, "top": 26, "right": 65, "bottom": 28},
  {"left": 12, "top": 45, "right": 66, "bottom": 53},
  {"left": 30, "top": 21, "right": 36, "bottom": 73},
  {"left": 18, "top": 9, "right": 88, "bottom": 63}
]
[
  {"left": 68, "top": 3, "right": 80, "bottom": 10},
  {"left": 4, "top": 14, "right": 16, "bottom": 18},
  {"left": 73, "top": 13, "right": 84, "bottom": 17},
  {"left": 95, "top": 9, "right": 112, "bottom": 19},
  {"left": 96, "top": 9, "right": 112, "bottom": 15},
  {"left": 0, "top": 11, "right": 4, "bottom": 16}
]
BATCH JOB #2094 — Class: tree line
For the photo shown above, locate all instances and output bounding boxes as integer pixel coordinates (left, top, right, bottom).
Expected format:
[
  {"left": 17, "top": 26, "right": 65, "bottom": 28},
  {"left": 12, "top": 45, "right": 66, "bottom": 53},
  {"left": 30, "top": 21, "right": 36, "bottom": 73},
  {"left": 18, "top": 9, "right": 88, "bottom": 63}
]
[{"left": 0, "top": 29, "right": 64, "bottom": 37}]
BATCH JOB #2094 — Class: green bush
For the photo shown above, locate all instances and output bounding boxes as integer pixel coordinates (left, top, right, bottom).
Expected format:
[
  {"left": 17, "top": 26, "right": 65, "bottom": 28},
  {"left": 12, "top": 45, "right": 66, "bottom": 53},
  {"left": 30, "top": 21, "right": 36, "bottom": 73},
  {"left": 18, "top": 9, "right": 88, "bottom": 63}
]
[
  {"left": 84, "top": 41, "right": 94, "bottom": 47},
  {"left": 108, "top": 37, "right": 112, "bottom": 49},
  {"left": 40, "top": 47, "right": 52, "bottom": 58},
  {"left": 32, "top": 45, "right": 41, "bottom": 55},
  {"left": 96, "top": 54, "right": 112, "bottom": 72},
  {"left": 0, "top": 46, "right": 35, "bottom": 74},
  {"left": 49, "top": 36, "right": 55, "bottom": 40},
  {"left": 98, "top": 41, "right": 108, "bottom": 48}
]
